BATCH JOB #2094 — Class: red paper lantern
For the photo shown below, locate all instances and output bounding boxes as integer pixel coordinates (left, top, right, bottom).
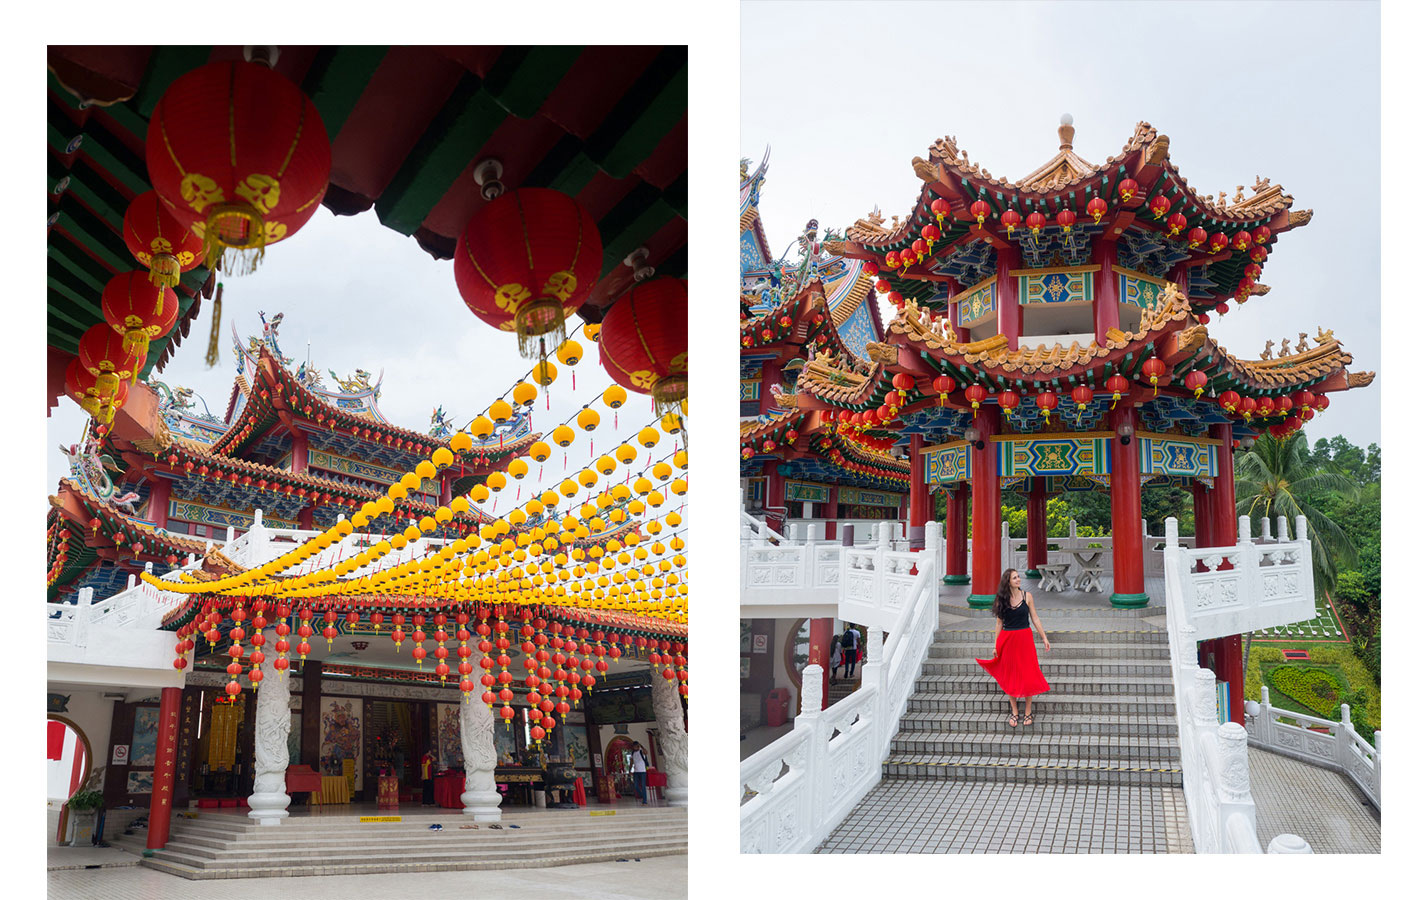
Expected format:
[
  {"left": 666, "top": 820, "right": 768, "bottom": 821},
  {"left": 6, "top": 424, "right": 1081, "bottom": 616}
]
[
  {"left": 1232, "top": 230, "right": 1252, "bottom": 252},
  {"left": 145, "top": 60, "right": 330, "bottom": 274},
  {"left": 1208, "top": 231, "right": 1229, "bottom": 254},
  {"left": 1184, "top": 370, "right": 1208, "bottom": 398},
  {"left": 862, "top": 260, "right": 879, "bottom": 277},
  {"left": 900, "top": 248, "right": 917, "bottom": 267},
  {"left": 1035, "top": 390, "right": 1058, "bottom": 423},
  {"left": 1000, "top": 209, "right": 1022, "bottom": 236},
  {"left": 1118, "top": 178, "right": 1140, "bottom": 202},
  {"left": 885, "top": 250, "right": 900, "bottom": 269},
  {"left": 1218, "top": 390, "right": 1240, "bottom": 413},
  {"left": 999, "top": 389, "right": 1020, "bottom": 417},
  {"left": 1086, "top": 197, "right": 1107, "bottom": 224},
  {"left": 930, "top": 198, "right": 951, "bottom": 224},
  {"left": 1070, "top": 384, "right": 1093, "bottom": 411},
  {"left": 969, "top": 200, "right": 990, "bottom": 225},
  {"left": 892, "top": 373, "right": 915, "bottom": 393},
  {"left": 1105, "top": 374, "right": 1130, "bottom": 408},
  {"left": 1025, "top": 211, "right": 1046, "bottom": 236},
  {"left": 101, "top": 271, "right": 179, "bottom": 361},
  {"left": 1166, "top": 212, "right": 1187, "bottom": 237},
  {"left": 1056, "top": 209, "right": 1077, "bottom": 233},
  {"left": 454, "top": 188, "right": 603, "bottom": 358},
  {"left": 598, "top": 277, "right": 688, "bottom": 415},
  {"left": 65, "top": 358, "right": 129, "bottom": 423},
  {"left": 964, "top": 383, "right": 987, "bottom": 417},
  {"left": 1140, "top": 358, "right": 1167, "bottom": 395},
  {"left": 78, "top": 324, "right": 142, "bottom": 400},
  {"left": 1293, "top": 389, "right": 1315, "bottom": 412},
  {"left": 1149, "top": 194, "right": 1171, "bottom": 219},
  {"left": 122, "top": 190, "right": 203, "bottom": 288},
  {"left": 911, "top": 238, "right": 929, "bottom": 260},
  {"left": 1187, "top": 226, "right": 1208, "bottom": 249},
  {"left": 1254, "top": 225, "right": 1272, "bottom": 244}
]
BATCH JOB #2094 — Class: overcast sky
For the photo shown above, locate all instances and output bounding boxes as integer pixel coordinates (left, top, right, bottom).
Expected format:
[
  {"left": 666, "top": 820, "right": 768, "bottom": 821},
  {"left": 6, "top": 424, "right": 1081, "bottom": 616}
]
[
  {"left": 47, "top": 204, "right": 687, "bottom": 526},
  {"left": 743, "top": 0, "right": 1380, "bottom": 450}
]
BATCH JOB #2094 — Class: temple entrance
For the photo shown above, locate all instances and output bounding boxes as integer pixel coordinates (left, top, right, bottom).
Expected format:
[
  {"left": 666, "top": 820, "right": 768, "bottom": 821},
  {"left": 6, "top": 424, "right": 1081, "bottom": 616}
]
[
  {"left": 47, "top": 716, "right": 91, "bottom": 845},
  {"left": 365, "top": 700, "right": 417, "bottom": 801},
  {"left": 603, "top": 735, "right": 637, "bottom": 799},
  {"left": 186, "top": 687, "right": 251, "bottom": 804}
]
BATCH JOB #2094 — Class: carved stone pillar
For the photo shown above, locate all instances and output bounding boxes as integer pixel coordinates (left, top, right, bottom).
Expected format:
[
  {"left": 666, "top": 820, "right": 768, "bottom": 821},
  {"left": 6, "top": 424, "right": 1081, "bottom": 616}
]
[
  {"left": 458, "top": 699, "right": 502, "bottom": 821},
  {"left": 248, "top": 631, "right": 292, "bottom": 825},
  {"left": 651, "top": 669, "right": 689, "bottom": 807}
]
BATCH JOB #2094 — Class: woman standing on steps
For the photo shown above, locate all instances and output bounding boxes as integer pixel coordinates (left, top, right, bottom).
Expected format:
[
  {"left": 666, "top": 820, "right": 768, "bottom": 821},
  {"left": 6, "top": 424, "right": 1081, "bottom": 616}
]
[{"left": 975, "top": 568, "right": 1051, "bottom": 728}]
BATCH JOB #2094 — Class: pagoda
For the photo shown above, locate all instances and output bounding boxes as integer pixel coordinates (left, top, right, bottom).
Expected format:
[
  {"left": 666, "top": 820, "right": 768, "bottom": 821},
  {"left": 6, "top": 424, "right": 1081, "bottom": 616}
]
[
  {"left": 739, "top": 152, "right": 909, "bottom": 536},
  {"left": 740, "top": 117, "right": 1371, "bottom": 722}
]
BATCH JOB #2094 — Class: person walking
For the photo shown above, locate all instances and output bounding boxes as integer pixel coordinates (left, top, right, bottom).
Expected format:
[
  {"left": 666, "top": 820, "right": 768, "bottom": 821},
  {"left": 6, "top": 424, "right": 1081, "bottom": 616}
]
[
  {"left": 840, "top": 624, "right": 862, "bottom": 679},
  {"left": 829, "top": 635, "right": 843, "bottom": 684},
  {"left": 975, "top": 568, "right": 1051, "bottom": 727},
  {"left": 629, "top": 742, "right": 650, "bottom": 805}
]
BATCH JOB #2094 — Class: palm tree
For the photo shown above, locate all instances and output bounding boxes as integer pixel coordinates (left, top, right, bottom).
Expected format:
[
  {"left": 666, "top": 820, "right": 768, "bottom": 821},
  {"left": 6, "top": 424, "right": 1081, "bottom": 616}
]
[{"left": 1234, "top": 433, "right": 1359, "bottom": 597}]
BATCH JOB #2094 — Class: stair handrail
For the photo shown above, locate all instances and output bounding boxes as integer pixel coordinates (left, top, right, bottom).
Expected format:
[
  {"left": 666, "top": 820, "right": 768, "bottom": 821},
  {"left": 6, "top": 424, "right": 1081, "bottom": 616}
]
[
  {"left": 740, "top": 504, "right": 788, "bottom": 544},
  {"left": 741, "top": 522, "right": 940, "bottom": 853},
  {"left": 1244, "top": 687, "right": 1381, "bottom": 810},
  {"left": 1163, "top": 515, "right": 1312, "bottom": 854}
]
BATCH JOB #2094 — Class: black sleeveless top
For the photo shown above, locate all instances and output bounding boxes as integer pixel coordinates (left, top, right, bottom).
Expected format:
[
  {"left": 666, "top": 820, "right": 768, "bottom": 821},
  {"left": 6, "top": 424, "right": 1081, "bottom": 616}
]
[{"left": 1001, "top": 594, "right": 1031, "bottom": 631}]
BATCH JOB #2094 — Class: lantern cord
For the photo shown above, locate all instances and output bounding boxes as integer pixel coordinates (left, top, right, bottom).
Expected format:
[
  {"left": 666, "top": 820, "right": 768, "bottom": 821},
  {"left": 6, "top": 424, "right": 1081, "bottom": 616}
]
[{"left": 206, "top": 282, "right": 224, "bottom": 368}]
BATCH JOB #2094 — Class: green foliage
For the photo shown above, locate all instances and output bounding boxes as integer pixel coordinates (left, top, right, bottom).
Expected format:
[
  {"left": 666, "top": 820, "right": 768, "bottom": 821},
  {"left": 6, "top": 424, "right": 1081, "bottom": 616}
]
[
  {"left": 1268, "top": 665, "right": 1343, "bottom": 717},
  {"left": 67, "top": 789, "right": 103, "bottom": 812}
]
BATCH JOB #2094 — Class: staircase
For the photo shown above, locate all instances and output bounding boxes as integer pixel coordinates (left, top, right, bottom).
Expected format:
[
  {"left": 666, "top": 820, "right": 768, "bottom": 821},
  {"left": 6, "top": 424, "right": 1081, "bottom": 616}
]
[
  {"left": 816, "top": 605, "right": 1192, "bottom": 853},
  {"left": 111, "top": 807, "right": 687, "bottom": 879}
]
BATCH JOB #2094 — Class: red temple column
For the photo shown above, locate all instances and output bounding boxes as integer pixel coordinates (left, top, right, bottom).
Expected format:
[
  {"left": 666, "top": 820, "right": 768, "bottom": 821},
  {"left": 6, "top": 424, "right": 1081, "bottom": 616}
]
[
  {"left": 806, "top": 617, "right": 836, "bottom": 708},
  {"left": 1192, "top": 481, "right": 1212, "bottom": 548},
  {"left": 1025, "top": 479, "right": 1048, "bottom": 578},
  {"left": 1093, "top": 239, "right": 1121, "bottom": 343},
  {"left": 290, "top": 429, "right": 309, "bottom": 474},
  {"left": 146, "top": 476, "right": 172, "bottom": 530},
  {"left": 908, "top": 433, "right": 930, "bottom": 551},
  {"left": 995, "top": 247, "right": 1022, "bottom": 351},
  {"left": 967, "top": 407, "right": 1001, "bottom": 607},
  {"left": 1208, "top": 422, "right": 1244, "bottom": 724},
  {"left": 439, "top": 475, "right": 453, "bottom": 507},
  {"left": 759, "top": 359, "right": 781, "bottom": 416},
  {"left": 1109, "top": 403, "right": 1148, "bottom": 607},
  {"left": 146, "top": 686, "right": 183, "bottom": 850},
  {"left": 944, "top": 485, "right": 970, "bottom": 585},
  {"left": 765, "top": 462, "right": 786, "bottom": 535},
  {"left": 823, "top": 486, "right": 839, "bottom": 541}
]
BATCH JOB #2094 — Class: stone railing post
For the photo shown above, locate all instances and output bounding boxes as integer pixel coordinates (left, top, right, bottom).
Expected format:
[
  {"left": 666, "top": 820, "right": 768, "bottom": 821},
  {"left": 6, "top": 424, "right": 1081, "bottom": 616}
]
[
  {"left": 1069, "top": 518, "right": 1077, "bottom": 542},
  {"left": 1000, "top": 519, "right": 1010, "bottom": 572},
  {"left": 1373, "top": 731, "right": 1382, "bottom": 799},
  {"left": 1258, "top": 686, "right": 1274, "bottom": 745},
  {"left": 1296, "top": 516, "right": 1308, "bottom": 542},
  {"left": 1141, "top": 517, "right": 1148, "bottom": 538},
  {"left": 249, "top": 508, "right": 270, "bottom": 564},
  {"left": 1336, "top": 704, "right": 1353, "bottom": 771},
  {"left": 1276, "top": 516, "right": 1290, "bottom": 542},
  {"left": 1165, "top": 516, "right": 1179, "bottom": 549},
  {"left": 841, "top": 524, "right": 854, "bottom": 548},
  {"left": 1267, "top": 834, "right": 1313, "bottom": 854},
  {"left": 1260, "top": 517, "right": 1271, "bottom": 542},
  {"left": 1216, "top": 721, "right": 1255, "bottom": 821},
  {"left": 925, "top": 521, "right": 943, "bottom": 580},
  {"left": 73, "top": 586, "right": 94, "bottom": 649},
  {"left": 248, "top": 628, "right": 292, "bottom": 825}
]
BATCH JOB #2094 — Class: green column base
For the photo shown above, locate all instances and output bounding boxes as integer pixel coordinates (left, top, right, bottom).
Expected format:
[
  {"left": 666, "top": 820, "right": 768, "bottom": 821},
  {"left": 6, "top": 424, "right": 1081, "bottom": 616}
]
[
  {"left": 1109, "top": 592, "right": 1151, "bottom": 609},
  {"left": 942, "top": 574, "right": 971, "bottom": 585},
  {"left": 142, "top": 849, "right": 155, "bottom": 858},
  {"left": 966, "top": 593, "right": 994, "bottom": 609},
  {"left": 1024, "top": 569, "right": 1041, "bottom": 579}
]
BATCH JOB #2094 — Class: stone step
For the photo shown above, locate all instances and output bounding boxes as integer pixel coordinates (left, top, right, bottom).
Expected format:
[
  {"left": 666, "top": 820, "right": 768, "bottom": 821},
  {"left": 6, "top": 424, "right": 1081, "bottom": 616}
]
[
  {"left": 137, "top": 840, "right": 688, "bottom": 880},
  {"left": 158, "top": 807, "right": 685, "bottom": 837},
  {"left": 881, "top": 756, "right": 1183, "bottom": 786},
  {"left": 933, "top": 629, "right": 1169, "bottom": 645},
  {"left": 939, "top": 603, "right": 1162, "bottom": 619},
  {"left": 889, "top": 732, "right": 1180, "bottom": 763},
  {"left": 928, "top": 641, "right": 1169, "bottom": 660},
  {"left": 128, "top": 820, "right": 686, "bottom": 857},
  {"left": 913, "top": 674, "right": 1174, "bottom": 696},
  {"left": 897, "top": 711, "right": 1178, "bottom": 738},
  {"left": 922, "top": 658, "right": 1172, "bottom": 677},
  {"left": 907, "top": 691, "right": 1174, "bottom": 716}
]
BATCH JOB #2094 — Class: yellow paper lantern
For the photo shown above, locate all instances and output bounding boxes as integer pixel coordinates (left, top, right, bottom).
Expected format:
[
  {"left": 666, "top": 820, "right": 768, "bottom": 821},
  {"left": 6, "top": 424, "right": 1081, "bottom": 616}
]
[
  {"left": 450, "top": 496, "right": 470, "bottom": 515},
  {"left": 486, "top": 472, "right": 507, "bottom": 493},
  {"left": 576, "top": 408, "right": 600, "bottom": 432},
  {"left": 556, "top": 339, "right": 583, "bottom": 366},
  {"left": 450, "top": 431, "right": 473, "bottom": 453},
  {"left": 388, "top": 482, "right": 409, "bottom": 500},
  {"left": 552, "top": 425, "right": 575, "bottom": 447},
  {"left": 415, "top": 461, "right": 436, "bottom": 480},
  {"left": 603, "top": 383, "right": 627, "bottom": 409},
  {"left": 661, "top": 412, "right": 683, "bottom": 434},
  {"left": 512, "top": 381, "right": 538, "bottom": 407},
  {"left": 577, "top": 469, "right": 598, "bottom": 489},
  {"left": 539, "top": 490, "right": 560, "bottom": 507},
  {"left": 670, "top": 478, "right": 688, "bottom": 495},
  {"left": 615, "top": 444, "right": 637, "bottom": 465},
  {"left": 469, "top": 484, "right": 491, "bottom": 503},
  {"left": 673, "top": 449, "right": 688, "bottom": 470},
  {"left": 638, "top": 427, "right": 660, "bottom": 448},
  {"left": 469, "top": 416, "right": 493, "bottom": 439},
  {"left": 583, "top": 323, "right": 601, "bottom": 342},
  {"left": 418, "top": 516, "right": 437, "bottom": 532},
  {"left": 559, "top": 478, "right": 579, "bottom": 498},
  {"left": 532, "top": 360, "right": 557, "bottom": 386},
  {"left": 529, "top": 441, "right": 552, "bottom": 463},
  {"left": 508, "top": 458, "right": 529, "bottom": 480}
]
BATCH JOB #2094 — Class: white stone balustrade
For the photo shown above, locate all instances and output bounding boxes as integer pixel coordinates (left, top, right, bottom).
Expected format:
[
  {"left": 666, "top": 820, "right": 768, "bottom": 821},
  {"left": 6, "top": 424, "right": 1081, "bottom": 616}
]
[
  {"left": 741, "top": 523, "right": 940, "bottom": 853},
  {"left": 1162, "top": 516, "right": 1311, "bottom": 854},
  {"left": 1169, "top": 514, "right": 1314, "bottom": 641},
  {"left": 1244, "top": 687, "right": 1381, "bottom": 811}
]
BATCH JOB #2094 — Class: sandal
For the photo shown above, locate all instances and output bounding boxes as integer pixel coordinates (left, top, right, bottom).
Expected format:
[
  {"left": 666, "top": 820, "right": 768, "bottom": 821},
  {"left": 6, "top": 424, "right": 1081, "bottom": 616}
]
[
  {"left": 1008, "top": 713, "right": 1018, "bottom": 728},
  {"left": 1022, "top": 713, "right": 1034, "bottom": 726}
]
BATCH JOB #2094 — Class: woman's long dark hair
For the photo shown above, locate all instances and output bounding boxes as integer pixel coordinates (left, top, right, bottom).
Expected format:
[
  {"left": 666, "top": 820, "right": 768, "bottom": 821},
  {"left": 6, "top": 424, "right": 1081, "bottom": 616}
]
[{"left": 992, "top": 568, "right": 1020, "bottom": 621}]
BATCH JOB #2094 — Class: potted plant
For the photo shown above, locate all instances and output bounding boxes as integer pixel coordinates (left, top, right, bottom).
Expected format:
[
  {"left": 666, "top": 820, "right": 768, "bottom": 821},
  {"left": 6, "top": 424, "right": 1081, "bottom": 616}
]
[{"left": 66, "top": 789, "right": 103, "bottom": 846}]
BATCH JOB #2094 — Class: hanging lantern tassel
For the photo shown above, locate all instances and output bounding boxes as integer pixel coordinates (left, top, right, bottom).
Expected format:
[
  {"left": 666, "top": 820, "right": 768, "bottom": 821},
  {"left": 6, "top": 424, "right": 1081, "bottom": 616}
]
[{"left": 206, "top": 281, "right": 224, "bottom": 368}]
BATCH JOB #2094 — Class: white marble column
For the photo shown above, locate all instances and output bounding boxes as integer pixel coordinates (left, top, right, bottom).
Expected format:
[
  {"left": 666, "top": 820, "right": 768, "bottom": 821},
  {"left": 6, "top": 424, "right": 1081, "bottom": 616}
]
[
  {"left": 651, "top": 670, "right": 689, "bottom": 807},
  {"left": 459, "top": 698, "right": 502, "bottom": 821},
  {"left": 248, "top": 628, "right": 291, "bottom": 825}
]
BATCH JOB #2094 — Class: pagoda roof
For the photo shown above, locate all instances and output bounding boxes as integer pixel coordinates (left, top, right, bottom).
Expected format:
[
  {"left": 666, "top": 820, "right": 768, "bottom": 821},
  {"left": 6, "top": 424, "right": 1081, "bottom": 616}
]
[
  {"left": 51, "top": 477, "right": 244, "bottom": 571},
  {"left": 827, "top": 118, "right": 1311, "bottom": 316},
  {"left": 47, "top": 45, "right": 687, "bottom": 407}
]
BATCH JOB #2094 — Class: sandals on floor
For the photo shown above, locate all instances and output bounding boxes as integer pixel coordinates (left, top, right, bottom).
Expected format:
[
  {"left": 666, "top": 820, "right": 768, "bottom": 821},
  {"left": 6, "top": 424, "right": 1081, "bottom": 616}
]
[
  {"left": 1022, "top": 713, "right": 1034, "bottom": 726},
  {"left": 1008, "top": 713, "right": 1019, "bottom": 728}
]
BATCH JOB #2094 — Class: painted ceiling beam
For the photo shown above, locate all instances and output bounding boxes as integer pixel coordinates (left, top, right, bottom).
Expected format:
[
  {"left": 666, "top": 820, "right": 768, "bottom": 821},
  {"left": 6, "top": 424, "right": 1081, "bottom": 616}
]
[{"left": 300, "top": 45, "right": 390, "bottom": 142}]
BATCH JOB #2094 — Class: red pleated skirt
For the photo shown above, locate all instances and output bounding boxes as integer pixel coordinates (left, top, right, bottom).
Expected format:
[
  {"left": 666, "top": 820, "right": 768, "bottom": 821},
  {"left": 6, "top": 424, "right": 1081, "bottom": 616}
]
[{"left": 976, "top": 629, "right": 1051, "bottom": 698}]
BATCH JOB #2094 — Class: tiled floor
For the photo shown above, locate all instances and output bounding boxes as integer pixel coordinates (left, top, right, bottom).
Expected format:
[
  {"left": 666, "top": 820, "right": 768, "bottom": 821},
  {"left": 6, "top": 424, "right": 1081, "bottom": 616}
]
[
  {"left": 1248, "top": 747, "right": 1380, "bottom": 853},
  {"left": 47, "top": 846, "right": 139, "bottom": 870},
  {"left": 47, "top": 854, "right": 686, "bottom": 899},
  {"left": 815, "top": 780, "right": 1193, "bottom": 853}
]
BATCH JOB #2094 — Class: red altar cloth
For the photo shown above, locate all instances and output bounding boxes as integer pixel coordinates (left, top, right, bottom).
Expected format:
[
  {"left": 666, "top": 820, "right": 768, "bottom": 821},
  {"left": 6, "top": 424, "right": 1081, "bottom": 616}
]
[
  {"left": 573, "top": 777, "right": 587, "bottom": 807},
  {"left": 434, "top": 772, "right": 465, "bottom": 809},
  {"left": 377, "top": 775, "right": 399, "bottom": 810}
]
